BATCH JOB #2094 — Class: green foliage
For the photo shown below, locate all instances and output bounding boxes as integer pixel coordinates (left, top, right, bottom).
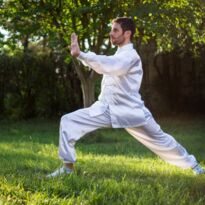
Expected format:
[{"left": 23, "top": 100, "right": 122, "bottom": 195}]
[
  {"left": 0, "top": 47, "right": 82, "bottom": 119},
  {"left": 129, "top": 0, "right": 205, "bottom": 53},
  {"left": 1, "top": 0, "right": 204, "bottom": 54},
  {"left": 0, "top": 117, "right": 205, "bottom": 204}
]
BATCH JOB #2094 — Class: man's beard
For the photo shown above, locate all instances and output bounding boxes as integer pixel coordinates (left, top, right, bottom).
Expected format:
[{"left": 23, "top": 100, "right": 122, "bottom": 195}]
[{"left": 110, "top": 35, "right": 125, "bottom": 46}]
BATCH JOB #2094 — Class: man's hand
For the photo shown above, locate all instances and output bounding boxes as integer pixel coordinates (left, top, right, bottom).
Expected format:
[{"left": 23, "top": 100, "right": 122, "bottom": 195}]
[{"left": 70, "top": 33, "right": 80, "bottom": 57}]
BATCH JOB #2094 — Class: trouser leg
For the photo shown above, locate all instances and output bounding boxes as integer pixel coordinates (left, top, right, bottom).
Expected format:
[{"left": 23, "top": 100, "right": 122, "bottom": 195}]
[
  {"left": 59, "top": 107, "right": 111, "bottom": 163},
  {"left": 125, "top": 117, "right": 197, "bottom": 169}
]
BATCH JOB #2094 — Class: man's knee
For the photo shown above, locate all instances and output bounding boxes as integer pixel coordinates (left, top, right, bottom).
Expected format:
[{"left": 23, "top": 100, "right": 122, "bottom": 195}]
[
  {"left": 60, "top": 112, "right": 84, "bottom": 142},
  {"left": 60, "top": 113, "right": 74, "bottom": 126},
  {"left": 60, "top": 114, "right": 74, "bottom": 139}
]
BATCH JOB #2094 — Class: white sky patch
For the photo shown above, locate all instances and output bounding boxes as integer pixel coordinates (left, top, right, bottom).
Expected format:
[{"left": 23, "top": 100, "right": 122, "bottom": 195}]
[{"left": 0, "top": 27, "right": 9, "bottom": 39}]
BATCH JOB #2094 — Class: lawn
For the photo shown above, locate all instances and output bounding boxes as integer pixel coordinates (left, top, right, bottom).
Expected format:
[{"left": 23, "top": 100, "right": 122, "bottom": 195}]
[{"left": 0, "top": 116, "right": 205, "bottom": 205}]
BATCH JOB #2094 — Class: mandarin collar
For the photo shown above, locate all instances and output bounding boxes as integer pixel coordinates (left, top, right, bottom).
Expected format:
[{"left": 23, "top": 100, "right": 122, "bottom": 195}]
[{"left": 116, "top": 43, "right": 133, "bottom": 54}]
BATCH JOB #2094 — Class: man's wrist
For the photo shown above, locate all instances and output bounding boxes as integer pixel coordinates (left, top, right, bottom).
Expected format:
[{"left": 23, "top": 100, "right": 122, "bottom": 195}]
[{"left": 77, "top": 51, "right": 86, "bottom": 60}]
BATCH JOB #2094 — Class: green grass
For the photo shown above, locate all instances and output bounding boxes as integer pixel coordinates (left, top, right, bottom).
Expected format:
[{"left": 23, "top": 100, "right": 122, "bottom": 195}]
[{"left": 0, "top": 117, "right": 205, "bottom": 205}]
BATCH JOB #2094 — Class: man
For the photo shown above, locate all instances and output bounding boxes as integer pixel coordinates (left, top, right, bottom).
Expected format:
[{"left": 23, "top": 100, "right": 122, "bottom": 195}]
[{"left": 47, "top": 17, "right": 204, "bottom": 178}]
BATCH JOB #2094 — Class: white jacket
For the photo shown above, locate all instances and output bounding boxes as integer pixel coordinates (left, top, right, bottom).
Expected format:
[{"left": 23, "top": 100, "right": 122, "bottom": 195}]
[{"left": 78, "top": 43, "right": 150, "bottom": 128}]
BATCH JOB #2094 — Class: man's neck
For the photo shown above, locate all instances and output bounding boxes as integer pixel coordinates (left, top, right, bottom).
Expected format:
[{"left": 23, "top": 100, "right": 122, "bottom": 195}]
[{"left": 118, "top": 40, "right": 132, "bottom": 48}]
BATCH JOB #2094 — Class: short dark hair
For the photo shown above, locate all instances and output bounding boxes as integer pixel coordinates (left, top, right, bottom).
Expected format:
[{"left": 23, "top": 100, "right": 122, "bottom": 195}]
[{"left": 112, "top": 17, "right": 136, "bottom": 40}]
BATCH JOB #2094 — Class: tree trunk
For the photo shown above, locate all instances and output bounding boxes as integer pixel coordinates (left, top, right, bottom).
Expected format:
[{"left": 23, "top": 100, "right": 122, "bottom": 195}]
[
  {"left": 21, "top": 35, "right": 29, "bottom": 53},
  {"left": 0, "top": 67, "right": 5, "bottom": 116},
  {"left": 81, "top": 78, "right": 95, "bottom": 107}
]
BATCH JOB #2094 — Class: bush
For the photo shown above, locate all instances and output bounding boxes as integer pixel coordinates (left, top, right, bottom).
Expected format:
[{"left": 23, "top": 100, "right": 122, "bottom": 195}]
[{"left": 0, "top": 48, "right": 82, "bottom": 119}]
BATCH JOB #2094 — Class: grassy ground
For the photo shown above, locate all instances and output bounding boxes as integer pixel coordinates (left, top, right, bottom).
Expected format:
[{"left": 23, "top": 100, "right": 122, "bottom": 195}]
[{"left": 0, "top": 116, "right": 205, "bottom": 205}]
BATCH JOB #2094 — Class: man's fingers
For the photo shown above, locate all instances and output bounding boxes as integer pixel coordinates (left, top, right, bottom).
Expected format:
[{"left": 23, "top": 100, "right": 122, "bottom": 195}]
[
  {"left": 71, "top": 33, "right": 78, "bottom": 43},
  {"left": 70, "top": 32, "right": 80, "bottom": 57},
  {"left": 71, "top": 33, "right": 75, "bottom": 41}
]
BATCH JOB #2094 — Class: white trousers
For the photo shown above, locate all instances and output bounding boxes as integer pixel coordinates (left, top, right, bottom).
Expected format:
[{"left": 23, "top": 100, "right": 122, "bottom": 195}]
[{"left": 59, "top": 107, "right": 197, "bottom": 169}]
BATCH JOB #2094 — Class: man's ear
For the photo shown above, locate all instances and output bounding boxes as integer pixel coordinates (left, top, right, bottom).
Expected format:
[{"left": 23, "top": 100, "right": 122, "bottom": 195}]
[{"left": 124, "top": 30, "right": 132, "bottom": 39}]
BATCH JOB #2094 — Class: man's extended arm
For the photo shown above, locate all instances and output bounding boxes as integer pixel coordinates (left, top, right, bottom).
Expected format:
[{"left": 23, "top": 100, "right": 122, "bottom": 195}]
[
  {"left": 70, "top": 33, "right": 138, "bottom": 76},
  {"left": 78, "top": 51, "right": 137, "bottom": 76}
]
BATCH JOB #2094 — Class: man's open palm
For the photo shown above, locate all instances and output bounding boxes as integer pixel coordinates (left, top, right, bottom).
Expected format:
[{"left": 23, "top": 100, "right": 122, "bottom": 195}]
[{"left": 70, "top": 33, "right": 80, "bottom": 57}]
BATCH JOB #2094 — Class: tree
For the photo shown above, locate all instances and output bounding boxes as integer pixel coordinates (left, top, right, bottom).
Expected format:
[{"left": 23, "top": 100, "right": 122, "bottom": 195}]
[
  {"left": 36, "top": 0, "right": 131, "bottom": 107},
  {"left": 131, "top": 0, "right": 205, "bottom": 54},
  {"left": 0, "top": 0, "right": 125, "bottom": 107},
  {"left": 1, "top": 0, "right": 205, "bottom": 109}
]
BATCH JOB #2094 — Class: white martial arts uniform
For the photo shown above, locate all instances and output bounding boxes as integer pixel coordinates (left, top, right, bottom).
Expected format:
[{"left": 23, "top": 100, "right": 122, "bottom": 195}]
[{"left": 59, "top": 43, "right": 197, "bottom": 169}]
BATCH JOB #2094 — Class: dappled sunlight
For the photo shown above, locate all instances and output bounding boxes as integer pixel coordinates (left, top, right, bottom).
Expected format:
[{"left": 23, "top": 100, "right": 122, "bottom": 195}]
[
  {"left": 76, "top": 153, "right": 195, "bottom": 178},
  {"left": 0, "top": 119, "right": 205, "bottom": 204}
]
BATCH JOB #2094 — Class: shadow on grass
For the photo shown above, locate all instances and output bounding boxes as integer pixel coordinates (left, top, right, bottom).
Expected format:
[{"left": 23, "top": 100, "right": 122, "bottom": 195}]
[
  {"left": 0, "top": 125, "right": 156, "bottom": 159},
  {"left": 1, "top": 125, "right": 205, "bottom": 163},
  {"left": 0, "top": 119, "right": 59, "bottom": 145}
]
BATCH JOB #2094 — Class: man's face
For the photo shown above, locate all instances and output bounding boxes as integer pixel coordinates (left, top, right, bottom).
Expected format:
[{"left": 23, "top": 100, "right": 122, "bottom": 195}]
[{"left": 109, "top": 22, "right": 126, "bottom": 46}]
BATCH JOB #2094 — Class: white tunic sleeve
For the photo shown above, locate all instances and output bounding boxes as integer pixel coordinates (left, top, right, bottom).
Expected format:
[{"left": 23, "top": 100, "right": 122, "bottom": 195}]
[{"left": 77, "top": 50, "right": 137, "bottom": 76}]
